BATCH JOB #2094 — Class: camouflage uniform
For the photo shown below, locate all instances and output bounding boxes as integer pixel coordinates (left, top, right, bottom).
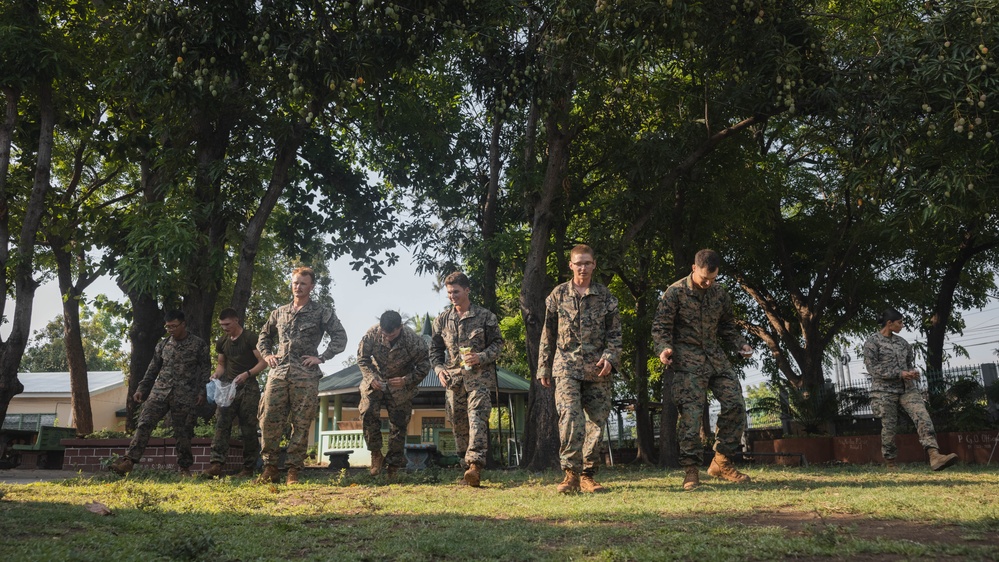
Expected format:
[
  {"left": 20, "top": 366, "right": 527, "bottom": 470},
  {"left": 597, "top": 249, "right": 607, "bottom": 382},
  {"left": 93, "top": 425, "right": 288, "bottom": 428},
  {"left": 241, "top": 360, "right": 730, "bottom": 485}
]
[
  {"left": 257, "top": 300, "right": 347, "bottom": 469},
  {"left": 430, "top": 304, "right": 503, "bottom": 468},
  {"left": 357, "top": 325, "right": 431, "bottom": 468},
  {"left": 126, "top": 333, "right": 211, "bottom": 468},
  {"left": 862, "top": 332, "right": 941, "bottom": 459},
  {"left": 538, "top": 281, "right": 622, "bottom": 475},
  {"left": 210, "top": 329, "right": 262, "bottom": 470},
  {"left": 651, "top": 274, "right": 748, "bottom": 467}
]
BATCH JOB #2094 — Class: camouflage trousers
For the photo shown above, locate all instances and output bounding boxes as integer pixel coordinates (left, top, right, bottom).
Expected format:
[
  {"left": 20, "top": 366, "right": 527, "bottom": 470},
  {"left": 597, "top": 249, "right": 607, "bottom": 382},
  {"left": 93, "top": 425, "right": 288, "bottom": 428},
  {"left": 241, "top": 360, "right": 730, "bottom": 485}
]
[
  {"left": 871, "top": 387, "right": 939, "bottom": 459},
  {"left": 258, "top": 375, "right": 319, "bottom": 469},
  {"left": 445, "top": 376, "right": 493, "bottom": 468},
  {"left": 210, "top": 382, "right": 261, "bottom": 469},
  {"left": 359, "top": 387, "right": 415, "bottom": 468},
  {"left": 126, "top": 390, "right": 196, "bottom": 468},
  {"left": 672, "top": 368, "right": 746, "bottom": 467},
  {"left": 555, "top": 377, "right": 612, "bottom": 475}
]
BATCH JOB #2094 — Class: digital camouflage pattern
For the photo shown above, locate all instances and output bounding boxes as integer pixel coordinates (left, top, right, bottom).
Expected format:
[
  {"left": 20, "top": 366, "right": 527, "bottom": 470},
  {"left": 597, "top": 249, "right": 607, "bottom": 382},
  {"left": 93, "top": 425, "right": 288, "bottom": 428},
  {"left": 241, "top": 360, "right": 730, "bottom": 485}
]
[
  {"left": 257, "top": 300, "right": 348, "bottom": 468},
  {"left": 126, "top": 333, "right": 211, "bottom": 467},
  {"left": 862, "top": 331, "right": 913, "bottom": 394},
  {"left": 651, "top": 275, "right": 749, "bottom": 467},
  {"left": 863, "top": 332, "right": 940, "bottom": 458},
  {"left": 538, "top": 281, "right": 622, "bottom": 474},
  {"left": 210, "top": 330, "right": 261, "bottom": 468},
  {"left": 357, "top": 325, "right": 431, "bottom": 468},
  {"left": 430, "top": 303, "right": 503, "bottom": 468},
  {"left": 537, "top": 281, "right": 622, "bottom": 382},
  {"left": 554, "top": 377, "right": 613, "bottom": 474}
]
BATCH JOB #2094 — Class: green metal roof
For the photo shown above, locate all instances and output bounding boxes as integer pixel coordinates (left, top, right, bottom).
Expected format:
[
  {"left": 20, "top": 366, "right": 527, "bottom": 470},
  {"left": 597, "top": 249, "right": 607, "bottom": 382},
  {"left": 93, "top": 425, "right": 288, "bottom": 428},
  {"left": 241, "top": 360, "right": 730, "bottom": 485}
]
[{"left": 318, "top": 365, "right": 530, "bottom": 396}]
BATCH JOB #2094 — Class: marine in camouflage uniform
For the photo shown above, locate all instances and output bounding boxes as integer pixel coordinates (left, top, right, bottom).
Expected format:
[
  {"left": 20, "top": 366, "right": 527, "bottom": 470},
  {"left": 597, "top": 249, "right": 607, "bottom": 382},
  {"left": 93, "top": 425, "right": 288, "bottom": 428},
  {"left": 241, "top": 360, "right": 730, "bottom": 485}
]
[
  {"left": 117, "top": 312, "right": 210, "bottom": 474},
  {"left": 862, "top": 309, "right": 957, "bottom": 471},
  {"left": 538, "top": 274, "right": 621, "bottom": 487},
  {"left": 257, "top": 269, "right": 348, "bottom": 481},
  {"left": 652, "top": 250, "right": 753, "bottom": 489},
  {"left": 357, "top": 312, "right": 431, "bottom": 473},
  {"left": 430, "top": 273, "right": 503, "bottom": 482},
  {"left": 206, "top": 309, "right": 266, "bottom": 476}
]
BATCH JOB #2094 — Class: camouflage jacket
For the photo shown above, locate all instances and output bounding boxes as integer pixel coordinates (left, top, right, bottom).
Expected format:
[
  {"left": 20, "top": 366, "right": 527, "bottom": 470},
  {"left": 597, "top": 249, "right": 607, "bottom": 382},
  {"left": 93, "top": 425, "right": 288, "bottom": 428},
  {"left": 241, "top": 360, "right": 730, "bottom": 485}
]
[
  {"left": 862, "top": 332, "right": 913, "bottom": 394},
  {"left": 138, "top": 333, "right": 211, "bottom": 401},
  {"left": 257, "top": 299, "right": 348, "bottom": 380},
  {"left": 651, "top": 274, "right": 747, "bottom": 374},
  {"left": 429, "top": 303, "right": 503, "bottom": 386},
  {"left": 537, "top": 281, "right": 622, "bottom": 381},
  {"left": 357, "top": 324, "right": 431, "bottom": 394}
]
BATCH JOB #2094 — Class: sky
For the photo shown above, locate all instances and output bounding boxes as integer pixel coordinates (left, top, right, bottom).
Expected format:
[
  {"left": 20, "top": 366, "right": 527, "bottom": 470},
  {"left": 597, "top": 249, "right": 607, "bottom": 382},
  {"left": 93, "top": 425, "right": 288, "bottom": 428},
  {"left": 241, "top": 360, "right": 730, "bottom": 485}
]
[{"left": 9, "top": 256, "right": 999, "bottom": 384}]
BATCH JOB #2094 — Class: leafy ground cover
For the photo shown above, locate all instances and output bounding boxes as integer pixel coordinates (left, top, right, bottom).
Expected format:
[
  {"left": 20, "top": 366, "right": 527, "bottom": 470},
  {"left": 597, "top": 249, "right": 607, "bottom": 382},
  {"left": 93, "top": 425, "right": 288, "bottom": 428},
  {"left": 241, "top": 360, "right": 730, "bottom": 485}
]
[{"left": 1, "top": 463, "right": 997, "bottom": 561}]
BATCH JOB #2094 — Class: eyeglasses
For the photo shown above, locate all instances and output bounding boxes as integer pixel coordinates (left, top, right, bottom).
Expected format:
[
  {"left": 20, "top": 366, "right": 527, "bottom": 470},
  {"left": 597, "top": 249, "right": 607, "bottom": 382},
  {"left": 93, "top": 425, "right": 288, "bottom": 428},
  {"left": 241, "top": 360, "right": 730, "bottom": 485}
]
[
  {"left": 164, "top": 323, "right": 183, "bottom": 331},
  {"left": 570, "top": 261, "right": 595, "bottom": 268}
]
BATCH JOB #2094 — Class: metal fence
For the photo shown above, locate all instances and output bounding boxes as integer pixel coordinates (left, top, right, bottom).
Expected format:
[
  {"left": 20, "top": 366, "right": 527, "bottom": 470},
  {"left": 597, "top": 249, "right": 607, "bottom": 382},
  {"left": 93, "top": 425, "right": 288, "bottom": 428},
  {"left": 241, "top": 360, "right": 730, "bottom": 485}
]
[{"left": 745, "top": 363, "right": 995, "bottom": 430}]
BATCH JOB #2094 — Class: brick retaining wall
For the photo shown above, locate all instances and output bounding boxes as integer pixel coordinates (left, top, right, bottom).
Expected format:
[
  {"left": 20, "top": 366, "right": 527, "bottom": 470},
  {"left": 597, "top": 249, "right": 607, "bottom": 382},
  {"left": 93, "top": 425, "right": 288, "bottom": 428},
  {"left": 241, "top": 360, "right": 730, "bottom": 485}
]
[{"left": 61, "top": 438, "right": 245, "bottom": 473}]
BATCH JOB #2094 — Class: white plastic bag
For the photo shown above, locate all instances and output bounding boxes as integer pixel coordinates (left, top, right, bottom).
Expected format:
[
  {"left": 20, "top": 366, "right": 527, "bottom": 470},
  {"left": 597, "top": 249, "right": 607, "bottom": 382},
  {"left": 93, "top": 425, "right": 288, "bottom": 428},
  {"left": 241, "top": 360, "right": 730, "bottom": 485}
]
[{"left": 207, "top": 378, "right": 238, "bottom": 408}]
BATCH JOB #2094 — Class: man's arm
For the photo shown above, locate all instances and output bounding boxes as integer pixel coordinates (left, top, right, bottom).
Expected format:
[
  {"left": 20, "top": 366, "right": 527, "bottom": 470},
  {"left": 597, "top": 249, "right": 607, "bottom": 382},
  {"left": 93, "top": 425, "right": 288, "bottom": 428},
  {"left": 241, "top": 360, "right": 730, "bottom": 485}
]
[
  {"left": 318, "top": 309, "right": 348, "bottom": 362},
  {"left": 135, "top": 340, "right": 164, "bottom": 401},
  {"left": 212, "top": 354, "right": 226, "bottom": 380},
  {"left": 716, "top": 292, "right": 748, "bottom": 351},
  {"left": 863, "top": 337, "right": 897, "bottom": 380},
  {"left": 257, "top": 311, "right": 278, "bottom": 363},
  {"left": 196, "top": 338, "right": 211, "bottom": 401},
  {"left": 356, "top": 332, "right": 380, "bottom": 387},
  {"left": 408, "top": 340, "right": 431, "bottom": 389},
  {"left": 651, "top": 289, "right": 677, "bottom": 363},
  {"left": 537, "top": 293, "right": 559, "bottom": 381},
  {"left": 600, "top": 294, "right": 623, "bottom": 371},
  {"left": 477, "top": 312, "right": 504, "bottom": 365},
  {"left": 234, "top": 349, "right": 267, "bottom": 385},
  {"left": 429, "top": 313, "right": 447, "bottom": 372}
]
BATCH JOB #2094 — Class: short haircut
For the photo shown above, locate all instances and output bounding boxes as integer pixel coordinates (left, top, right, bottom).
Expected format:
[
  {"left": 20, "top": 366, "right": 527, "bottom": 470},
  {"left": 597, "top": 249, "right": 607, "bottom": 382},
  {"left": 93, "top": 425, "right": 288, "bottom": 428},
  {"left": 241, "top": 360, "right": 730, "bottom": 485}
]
[
  {"left": 444, "top": 271, "right": 471, "bottom": 289},
  {"left": 292, "top": 266, "right": 316, "bottom": 283},
  {"left": 694, "top": 249, "right": 721, "bottom": 272},
  {"left": 570, "top": 244, "right": 595, "bottom": 260},
  {"left": 164, "top": 310, "right": 185, "bottom": 323},
  {"left": 379, "top": 310, "right": 403, "bottom": 332},
  {"left": 878, "top": 308, "right": 904, "bottom": 327},
  {"left": 218, "top": 308, "right": 240, "bottom": 321}
]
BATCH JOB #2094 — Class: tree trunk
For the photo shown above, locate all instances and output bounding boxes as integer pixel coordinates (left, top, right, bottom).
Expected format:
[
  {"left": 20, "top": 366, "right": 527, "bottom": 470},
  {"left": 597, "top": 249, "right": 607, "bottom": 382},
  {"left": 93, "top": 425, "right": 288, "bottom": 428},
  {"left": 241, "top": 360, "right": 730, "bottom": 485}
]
[
  {"left": 52, "top": 241, "right": 94, "bottom": 435},
  {"left": 519, "top": 103, "right": 571, "bottom": 472},
  {"left": 480, "top": 114, "right": 502, "bottom": 313},
  {"left": 230, "top": 122, "right": 306, "bottom": 319},
  {"left": 121, "top": 286, "right": 163, "bottom": 431}
]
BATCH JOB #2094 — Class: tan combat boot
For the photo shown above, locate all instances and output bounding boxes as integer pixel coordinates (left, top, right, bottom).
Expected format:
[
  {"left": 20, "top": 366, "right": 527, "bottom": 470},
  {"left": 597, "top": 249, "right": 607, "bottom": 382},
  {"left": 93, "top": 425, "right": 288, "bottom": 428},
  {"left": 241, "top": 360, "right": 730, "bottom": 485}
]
[
  {"left": 369, "top": 450, "right": 385, "bottom": 476},
  {"left": 463, "top": 462, "right": 483, "bottom": 487},
  {"left": 286, "top": 466, "right": 300, "bottom": 485},
  {"left": 109, "top": 457, "right": 134, "bottom": 476},
  {"left": 256, "top": 464, "right": 280, "bottom": 484},
  {"left": 557, "top": 469, "right": 580, "bottom": 493},
  {"left": 707, "top": 453, "right": 752, "bottom": 483},
  {"left": 235, "top": 467, "right": 255, "bottom": 478},
  {"left": 682, "top": 467, "right": 700, "bottom": 491},
  {"left": 928, "top": 448, "right": 958, "bottom": 471},
  {"left": 202, "top": 461, "right": 224, "bottom": 478},
  {"left": 579, "top": 473, "right": 607, "bottom": 493}
]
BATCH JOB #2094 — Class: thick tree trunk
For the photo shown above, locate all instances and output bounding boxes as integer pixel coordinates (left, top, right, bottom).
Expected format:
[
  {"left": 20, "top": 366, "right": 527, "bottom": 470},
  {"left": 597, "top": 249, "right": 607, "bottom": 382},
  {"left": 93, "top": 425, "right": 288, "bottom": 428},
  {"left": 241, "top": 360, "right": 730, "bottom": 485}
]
[
  {"left": 519, "top": 105, "right": 571, "bottom": 472},
  {"left": 121, "top": 287, "right": 163, "bottom": 431}
]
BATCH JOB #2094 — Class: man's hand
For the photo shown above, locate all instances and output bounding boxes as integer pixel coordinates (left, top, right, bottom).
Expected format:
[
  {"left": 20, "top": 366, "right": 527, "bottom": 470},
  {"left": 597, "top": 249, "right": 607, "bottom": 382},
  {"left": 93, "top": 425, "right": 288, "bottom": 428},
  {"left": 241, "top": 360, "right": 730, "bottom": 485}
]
[
  {"left": 540, "top": 376, "right": 552, "bottom": 388},
  {"left": 133, "top": 391, "right": 144, "bottom": 403},
  {"left": 901, "top": 370, "right": 921, "bottom": 381},
  {"left": 596, "top": 358, "right": 612, "bottom": 377},
  {"left": 437, "top": 371, "right": 448, "bottom": 387},
  {"left": 265, "top": 354, "right": 279, "bottom": 368},
  {"left": 371, "top": 378, "right": 385, "bottom": 391},
  {"left": 302, "top": 355, "right": 322, "bottom": 367},
  {"left": 388, "top": 377, "right": 406, "bottom": 389},
  {"left": 196, "top": 394, "right": 206, "bottom": 406},
  {"left": 462, "top": 351, "right": 481, "bottom": 367},
  {"left": 659, "top": 348, "right": 673, "bottom": 366},
  {"left": 234, "top": 371, "right": 250, "bottom": 385},
  {"left": 210, "top": 371, "right": 220, "bottom": 380}
]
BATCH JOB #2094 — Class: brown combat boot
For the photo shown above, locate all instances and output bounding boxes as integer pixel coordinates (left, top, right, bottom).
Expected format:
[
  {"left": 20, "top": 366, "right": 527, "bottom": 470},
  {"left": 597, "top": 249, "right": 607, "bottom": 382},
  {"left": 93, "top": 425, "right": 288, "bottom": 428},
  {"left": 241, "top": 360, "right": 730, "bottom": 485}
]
[
  {"left": 463, "top": 462, "right": 483, "bottom": 487},
  {"left": 557, "top": 469, "right": 581, "bottom": 493},
  {"left": 682, "top": 467, "right": 700, "bottom": 491},
  {"left": 202, "top": 461, "right": 224, "bottom": 478},
  {"left": 109, "top": 457, "right": 134, "bottom": 476},
  {"left": 235, "top": 467, "right": 255, "bottom": 478},
  {"left": 707, "top": 453, "right": 751, "bottom": 483},
  {"left": 256, "top": 464, "right": 280, "bottom": 484},
  {"left": 286, "top": 466, "right": 300, "bottom": 485},
  {"left": 928, "top": 448, "right": 958, "bottom": 471},
  {"left": 386, "top": 465, "right": 399, "bottom": 477},
  {"left": 579, "top": 473, "right": 607, "bottom": 493},
  {"left": 370, "top": 450, "right": 385, "bottom": 476}
]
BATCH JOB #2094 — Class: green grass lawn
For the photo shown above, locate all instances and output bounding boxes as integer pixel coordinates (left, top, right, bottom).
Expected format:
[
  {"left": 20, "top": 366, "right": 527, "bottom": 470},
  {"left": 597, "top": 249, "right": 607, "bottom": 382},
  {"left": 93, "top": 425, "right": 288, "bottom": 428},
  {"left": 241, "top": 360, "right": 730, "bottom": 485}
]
[{"left": 2, "top": 463, "right": 997, "bottom": 561}]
